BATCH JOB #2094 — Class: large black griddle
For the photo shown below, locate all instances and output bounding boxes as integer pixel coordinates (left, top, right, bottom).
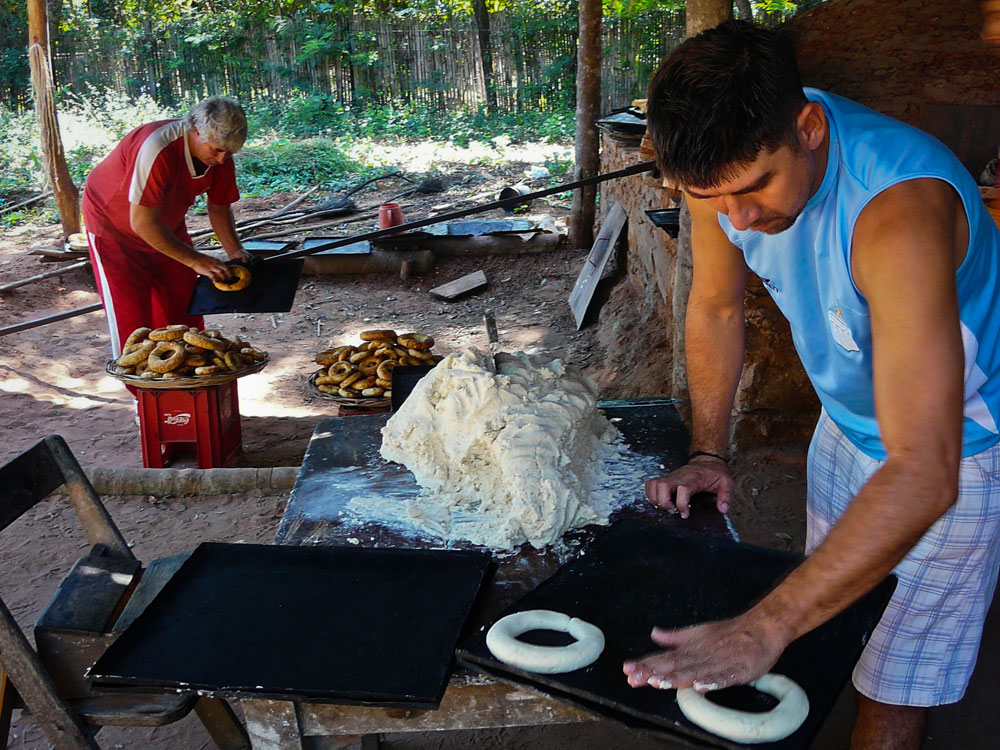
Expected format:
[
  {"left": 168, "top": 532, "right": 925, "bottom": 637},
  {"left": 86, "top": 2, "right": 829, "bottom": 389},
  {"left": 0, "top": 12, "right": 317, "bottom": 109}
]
[
  {"left": 89, "top": 542, "right": 491, "bottom": 708},
  {"left": 457, "top": 519, "right": 896, "bottom": 750},
  {"left": 186, "top": 257, "right": 304, "bottom": 315},
  {"left": 186, "top": 160, "right": 657, "bottom": 315}
]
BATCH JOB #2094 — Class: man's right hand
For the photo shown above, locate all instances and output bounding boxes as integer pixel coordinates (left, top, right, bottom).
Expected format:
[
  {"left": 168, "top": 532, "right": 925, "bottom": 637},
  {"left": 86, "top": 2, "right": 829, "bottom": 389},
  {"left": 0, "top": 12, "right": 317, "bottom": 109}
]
[
  {"left": 189, "top": 253, "right": 235, "bottom": 283},
  {"left": 644, "top": 457, "right": 733, "bottom": 518}
]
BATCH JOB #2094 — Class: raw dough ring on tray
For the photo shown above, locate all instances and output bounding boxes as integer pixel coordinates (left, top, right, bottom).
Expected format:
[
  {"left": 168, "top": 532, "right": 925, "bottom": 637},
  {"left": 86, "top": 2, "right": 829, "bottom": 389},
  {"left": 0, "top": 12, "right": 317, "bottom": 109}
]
[
  {"left": 675, "top": 673, "right": 809, "bottom": 744},
  {"left": 486, "top": 609, "right": 605, "bottom": 674},
  {"left": 212, "top": 264, "right": 252, "bottom": 292}
]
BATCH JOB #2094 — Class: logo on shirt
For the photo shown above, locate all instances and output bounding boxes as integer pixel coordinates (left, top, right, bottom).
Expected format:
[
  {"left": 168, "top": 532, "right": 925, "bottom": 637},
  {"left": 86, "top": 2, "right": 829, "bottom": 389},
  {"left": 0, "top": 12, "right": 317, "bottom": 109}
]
[{"left": 828, "top": 308, "right": 860, "bottom": 352}]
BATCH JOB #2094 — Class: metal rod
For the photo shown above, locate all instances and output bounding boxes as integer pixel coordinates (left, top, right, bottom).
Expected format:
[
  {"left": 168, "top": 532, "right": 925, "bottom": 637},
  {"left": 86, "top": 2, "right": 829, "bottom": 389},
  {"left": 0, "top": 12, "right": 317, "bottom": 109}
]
[
  {"left": 0, "top": 302, "right": 103, "bottom": 337},
  {"left": 0, "top": 259, "right": 89, "bottom": 293},
  {"left": 0, "top": 190, "right": 51, "bottom": 215},
  {"left": 264, "top": 160, "right": 657, "bottom": 264}
]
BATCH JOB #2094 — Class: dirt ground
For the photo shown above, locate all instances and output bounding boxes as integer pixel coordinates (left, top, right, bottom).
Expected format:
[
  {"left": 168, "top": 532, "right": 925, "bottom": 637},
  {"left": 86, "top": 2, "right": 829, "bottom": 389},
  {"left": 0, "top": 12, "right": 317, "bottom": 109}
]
[{"left": 1, "top": 168, "right": 997, "bottom": 749}]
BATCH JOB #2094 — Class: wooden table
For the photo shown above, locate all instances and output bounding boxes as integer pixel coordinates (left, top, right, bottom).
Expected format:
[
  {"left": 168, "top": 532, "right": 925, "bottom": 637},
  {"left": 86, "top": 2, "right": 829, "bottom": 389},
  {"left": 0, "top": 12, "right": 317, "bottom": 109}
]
[{"left": 242, "top": 398, "right": 733, "bottom": 749}]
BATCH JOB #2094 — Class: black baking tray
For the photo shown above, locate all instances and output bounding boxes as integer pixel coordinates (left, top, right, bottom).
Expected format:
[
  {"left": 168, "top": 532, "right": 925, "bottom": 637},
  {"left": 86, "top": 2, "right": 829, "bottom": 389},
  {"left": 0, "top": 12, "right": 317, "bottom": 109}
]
[
  {"left": 89, "top": 542, "right": 491, "bottom": 708},
  {"left": 457, "top": 519, "right": 896, "bottom": 749},
  {"left": 390, "top": 364, "right": 435, "bottom": 411},
  {"left": 186, "top": 257, "right": 304, "bottom": 315}
]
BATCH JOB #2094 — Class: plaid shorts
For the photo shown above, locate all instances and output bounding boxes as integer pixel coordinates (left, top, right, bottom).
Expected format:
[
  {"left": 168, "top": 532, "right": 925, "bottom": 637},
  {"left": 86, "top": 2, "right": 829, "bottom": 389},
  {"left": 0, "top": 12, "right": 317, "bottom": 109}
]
[{"left": 806, "top": 410, "right": 1000, "bottom": 706}]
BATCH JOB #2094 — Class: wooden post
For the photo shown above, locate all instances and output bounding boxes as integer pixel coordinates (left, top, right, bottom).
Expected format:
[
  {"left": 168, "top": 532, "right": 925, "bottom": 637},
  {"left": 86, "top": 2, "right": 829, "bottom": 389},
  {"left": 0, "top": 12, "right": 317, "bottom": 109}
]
[
  {"left": 686, "top": 0, "right": 732, "bottom": 37},
  {"left": 26, "top": 0, "right": 80, "bottom": 239},
  {"left": 472, "top": 0, "right": 497, "bottom": 113},
  {"left": 570, "top": 0, "right": 602, "bottom": 251}
]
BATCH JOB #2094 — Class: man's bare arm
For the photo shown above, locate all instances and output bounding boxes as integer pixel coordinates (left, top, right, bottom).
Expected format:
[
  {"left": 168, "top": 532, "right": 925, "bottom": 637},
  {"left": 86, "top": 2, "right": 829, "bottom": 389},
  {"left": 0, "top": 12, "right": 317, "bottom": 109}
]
[
  {"left": 206, "top": 202, "right": 250, "bottom": 262},
  {"left": 627, "top": 178, "right": 967, "bottom": 691},
  {"left": 129, "top": 203, "right": 232, "bottom": 282},
  {"left": 685, "top": 195, "right": 751, "bottom": 456},
  {"left": 645, "top": 195, "right": 749, "bottom": 517},
  {"left": 753, "top": 177, "right": 965, "bottom": 639}
]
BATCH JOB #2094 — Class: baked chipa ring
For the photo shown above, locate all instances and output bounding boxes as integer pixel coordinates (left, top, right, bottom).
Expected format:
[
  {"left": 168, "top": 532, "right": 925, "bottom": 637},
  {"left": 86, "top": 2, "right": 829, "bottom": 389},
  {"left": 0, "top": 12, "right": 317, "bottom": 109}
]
[
  {"left": 183, "top": 330, "right": 227, "bottom": 352},
  {"left": 147, "top": 341, "right": 186, "bottom": 373},
  {"left": 212, "top": 264, "right": 252, "bottom": 292}
]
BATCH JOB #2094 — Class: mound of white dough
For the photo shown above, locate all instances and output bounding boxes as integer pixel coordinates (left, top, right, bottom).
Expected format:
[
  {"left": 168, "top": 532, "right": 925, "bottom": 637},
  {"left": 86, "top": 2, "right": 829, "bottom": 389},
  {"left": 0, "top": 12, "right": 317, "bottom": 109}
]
[{"left": 379, "top": 349, "right": 618, "bottom": 550}]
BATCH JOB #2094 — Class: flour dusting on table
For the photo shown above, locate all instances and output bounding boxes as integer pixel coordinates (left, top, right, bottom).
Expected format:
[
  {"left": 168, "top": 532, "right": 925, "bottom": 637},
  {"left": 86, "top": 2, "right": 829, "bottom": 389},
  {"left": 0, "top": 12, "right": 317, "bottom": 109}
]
[{"left": 356, "top": 348, "right": 651, "bottom": 551}]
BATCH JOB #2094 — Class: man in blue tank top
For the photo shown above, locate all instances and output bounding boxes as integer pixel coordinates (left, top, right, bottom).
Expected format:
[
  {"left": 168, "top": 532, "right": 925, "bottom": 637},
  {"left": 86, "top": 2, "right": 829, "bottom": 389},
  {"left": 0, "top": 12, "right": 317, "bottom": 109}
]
[{"left": 622, "top": 20, "right": 1000, "bottom": 749}]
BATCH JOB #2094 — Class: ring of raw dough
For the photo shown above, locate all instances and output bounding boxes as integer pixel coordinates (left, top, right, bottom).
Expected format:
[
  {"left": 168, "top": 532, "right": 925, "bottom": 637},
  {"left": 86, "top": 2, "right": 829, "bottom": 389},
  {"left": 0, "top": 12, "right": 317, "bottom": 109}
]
[
  {"left": 212, "top": 265, "right": 252, "bottom": 292},
  {"left": 485, "top": 609, "right": 605, "bottom": 674},
  {"left": 675, "top": 673, "right": 809, "bottom": 744}
]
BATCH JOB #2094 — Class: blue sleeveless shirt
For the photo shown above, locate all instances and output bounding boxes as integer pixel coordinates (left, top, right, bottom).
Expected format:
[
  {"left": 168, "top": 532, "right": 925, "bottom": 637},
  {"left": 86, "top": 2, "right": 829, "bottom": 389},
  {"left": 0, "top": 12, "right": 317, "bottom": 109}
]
[{"left": 719, "top": 88, "right": 1000, "bottom": 459}]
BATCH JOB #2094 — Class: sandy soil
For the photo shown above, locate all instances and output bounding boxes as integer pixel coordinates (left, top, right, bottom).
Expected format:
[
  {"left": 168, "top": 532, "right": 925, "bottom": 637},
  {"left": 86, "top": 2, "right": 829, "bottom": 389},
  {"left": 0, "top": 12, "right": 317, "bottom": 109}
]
[{"left": 7, "top": 167, "right": 993, "bottom": 749}]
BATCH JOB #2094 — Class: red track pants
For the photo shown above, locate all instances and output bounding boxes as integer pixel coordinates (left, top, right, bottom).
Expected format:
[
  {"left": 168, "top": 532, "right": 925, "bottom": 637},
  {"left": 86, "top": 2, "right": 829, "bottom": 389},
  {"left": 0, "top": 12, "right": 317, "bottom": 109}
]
[{"left": 84, "top": 228, "right": 205, "bottom": 358}]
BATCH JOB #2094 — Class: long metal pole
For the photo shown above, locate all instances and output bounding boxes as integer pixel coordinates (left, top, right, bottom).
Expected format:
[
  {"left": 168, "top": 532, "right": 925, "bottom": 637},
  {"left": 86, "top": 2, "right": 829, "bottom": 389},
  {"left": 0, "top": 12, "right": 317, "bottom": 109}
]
[
  {"left": 0, "top": 302, "right": 103, "bottom": 337},
  {"left": 265, "top": 160, "right": 657, "bottom": 264},
  {"left": 0, "top": 260, "right": 89, "bottom": 293},
  {"left": 0, "top": 162, "right": 657, "bottom": 336}
]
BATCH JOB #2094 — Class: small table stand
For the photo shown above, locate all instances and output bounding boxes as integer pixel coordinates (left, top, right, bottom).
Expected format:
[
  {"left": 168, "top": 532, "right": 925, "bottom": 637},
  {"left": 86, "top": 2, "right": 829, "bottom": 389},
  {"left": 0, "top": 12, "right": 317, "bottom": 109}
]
[{"left": 137, "top": 381, "right": 242, "bottom": 468}]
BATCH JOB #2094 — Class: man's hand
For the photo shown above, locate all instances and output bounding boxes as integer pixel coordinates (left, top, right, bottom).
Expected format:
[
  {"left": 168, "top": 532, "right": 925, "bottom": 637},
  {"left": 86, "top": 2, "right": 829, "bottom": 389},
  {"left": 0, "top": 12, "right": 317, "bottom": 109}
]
[
  {"left": 645, "top": 456, "right": 733, "bottom": 518},
  {"left": 189, "top": 253, "right": 235, "bottom": 283},
  {"left": 227, "top": 246, "right": 252, "bottom": 264},
  {"left": 622, "top": 610, "right": 788, "bottom": 692}
]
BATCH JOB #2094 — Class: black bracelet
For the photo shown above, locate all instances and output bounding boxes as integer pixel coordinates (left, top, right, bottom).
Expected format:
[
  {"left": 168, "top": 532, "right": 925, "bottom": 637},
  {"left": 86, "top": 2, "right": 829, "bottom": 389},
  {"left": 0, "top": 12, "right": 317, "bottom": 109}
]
[{"left": 688, "top": 450, "right": 729, "bottom": 464}]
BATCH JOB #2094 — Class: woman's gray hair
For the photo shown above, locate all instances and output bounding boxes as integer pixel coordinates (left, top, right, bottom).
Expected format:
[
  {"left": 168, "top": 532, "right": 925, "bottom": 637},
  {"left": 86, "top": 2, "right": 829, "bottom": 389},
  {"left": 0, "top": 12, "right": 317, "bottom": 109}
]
[{"left": 183, "top": 96, "right": 248, "bottom": 152}]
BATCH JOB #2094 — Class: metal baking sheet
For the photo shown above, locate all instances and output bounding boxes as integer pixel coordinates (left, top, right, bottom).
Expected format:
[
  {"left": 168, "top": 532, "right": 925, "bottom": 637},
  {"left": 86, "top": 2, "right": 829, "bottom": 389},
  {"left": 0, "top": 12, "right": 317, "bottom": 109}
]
[
  {"left": 89, "top": 542, "right": 491, "bottom": 708},
  {"left": 277, "top": 398, "right": 729, "bottom": 626},
  {"left": 186, "top": 258, "right": 304, "bottom": 315},
  {"left": 303, "top": 238, "right": 371, "bottom": 255},
  {"left": 457, "top": 519, "right": 896, "bottom": 749}
]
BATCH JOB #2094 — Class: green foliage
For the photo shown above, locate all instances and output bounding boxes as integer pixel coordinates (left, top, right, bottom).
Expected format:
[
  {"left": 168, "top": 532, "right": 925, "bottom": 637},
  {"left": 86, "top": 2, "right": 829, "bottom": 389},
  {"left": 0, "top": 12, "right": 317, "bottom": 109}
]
[
  {"left": 235, "top": 136, "right": 376, "bottom": 195},
  {"left": 247, "top": 97, "right": 575, "bottom": 144},
  {"left": 0, "top": 109, "right": 43, "bottom": 207}
]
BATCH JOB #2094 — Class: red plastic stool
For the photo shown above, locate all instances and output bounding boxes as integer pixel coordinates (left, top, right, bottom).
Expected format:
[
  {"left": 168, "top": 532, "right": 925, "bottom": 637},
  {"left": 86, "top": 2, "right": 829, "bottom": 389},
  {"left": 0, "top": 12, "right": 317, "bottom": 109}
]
[{"left": 137, "top": 381, "right": 242, "bottom": 468}]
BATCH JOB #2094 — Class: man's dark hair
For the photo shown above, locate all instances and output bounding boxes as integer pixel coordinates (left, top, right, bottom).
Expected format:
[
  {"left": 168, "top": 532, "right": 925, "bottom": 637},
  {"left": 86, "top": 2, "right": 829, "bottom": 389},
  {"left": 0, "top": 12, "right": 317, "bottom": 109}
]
[{"left": 646, "top": 20, "right": 807, "bottom": 189}]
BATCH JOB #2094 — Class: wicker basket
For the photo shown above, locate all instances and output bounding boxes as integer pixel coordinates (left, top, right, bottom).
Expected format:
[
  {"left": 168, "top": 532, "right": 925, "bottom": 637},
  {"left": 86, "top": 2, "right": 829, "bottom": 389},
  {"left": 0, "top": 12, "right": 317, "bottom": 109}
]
[
  {"left": 105, "top": 357, "right": 268, "bottom": 390},
  {"left": 307, "top": 370, "right": 390, "bottom": 409}
]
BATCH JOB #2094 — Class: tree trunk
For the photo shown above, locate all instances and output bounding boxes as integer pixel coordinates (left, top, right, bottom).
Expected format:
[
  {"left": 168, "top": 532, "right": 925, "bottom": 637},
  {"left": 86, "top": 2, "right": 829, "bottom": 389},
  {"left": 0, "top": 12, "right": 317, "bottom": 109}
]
[
  {"left": 27, "top": 0, "right": 80, "bottom": 238},
  {"left": 472, "top": 0, "right": 497, "bottom": 113},
  {"left": 686, "top": 0, "right": 731, "bottom": 37},
  {"left": 734, "top": 0, "right": 753, "bottom": 21},
  {"left": 570, "top": 0, "right": 602, "bottom": 250}
]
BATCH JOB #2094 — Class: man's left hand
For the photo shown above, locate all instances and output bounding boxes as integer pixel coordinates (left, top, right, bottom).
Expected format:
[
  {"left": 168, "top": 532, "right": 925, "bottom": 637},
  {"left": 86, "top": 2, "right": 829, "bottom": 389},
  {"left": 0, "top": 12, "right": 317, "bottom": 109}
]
[
  {"left": 227, "top": 247, "right": 252, "bottom": 264},
  {"left": 622, "top": 610, "right": 788, "bottom": 691}
]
